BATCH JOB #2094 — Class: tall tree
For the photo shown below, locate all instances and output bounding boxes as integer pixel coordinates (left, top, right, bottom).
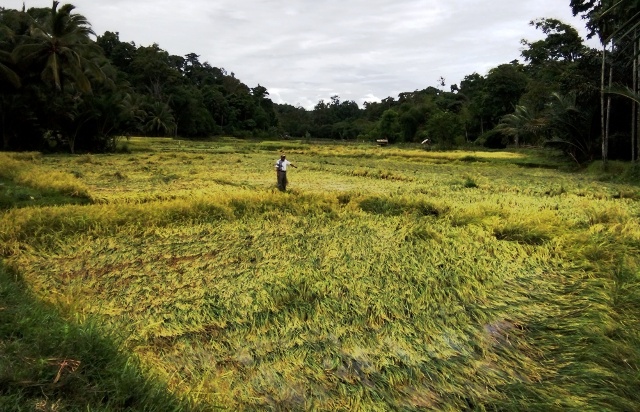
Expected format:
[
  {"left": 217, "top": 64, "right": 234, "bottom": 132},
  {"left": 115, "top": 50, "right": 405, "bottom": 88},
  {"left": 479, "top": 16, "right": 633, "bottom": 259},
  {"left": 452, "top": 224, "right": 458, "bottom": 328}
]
[
  {"left": 378, "top": 109, "right": 400, "bottom": 143},
  {"left": 425, "top": 111, "right": 463, "bottom": 148},
  {"left": 0, "top": 16, "right": 21, "bottom": 89},
  {"left": 482, "top": 62, "right": 529, "bottom": 128},
  {"left": 521, "top": 18, "right": 586, "bottom": 65},
  {"left": 459, "top": 73, "right": 488, "bottom": 137},
  {"left": 571, "top": 0, "right": 640, "bottom": 163},
  {"left": 0, "top": 15, "right": 22, "bottom": 149},
  {"left": 13, "top": 1, "right": 103, "bottom": 92},
  {"left": 143, "top": 100, "right": 176, "bottom": 137}
]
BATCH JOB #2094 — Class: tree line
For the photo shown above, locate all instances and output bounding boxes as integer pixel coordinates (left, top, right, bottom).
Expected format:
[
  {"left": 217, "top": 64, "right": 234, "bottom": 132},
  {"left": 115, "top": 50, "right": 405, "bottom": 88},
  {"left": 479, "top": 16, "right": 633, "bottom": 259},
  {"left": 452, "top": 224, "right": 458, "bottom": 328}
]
[
  {"left": 1, "top": 1, "right": 638, "bottom": 164},
  {"left": 0, "top": 2, "right": 279, "bottom": 153}
]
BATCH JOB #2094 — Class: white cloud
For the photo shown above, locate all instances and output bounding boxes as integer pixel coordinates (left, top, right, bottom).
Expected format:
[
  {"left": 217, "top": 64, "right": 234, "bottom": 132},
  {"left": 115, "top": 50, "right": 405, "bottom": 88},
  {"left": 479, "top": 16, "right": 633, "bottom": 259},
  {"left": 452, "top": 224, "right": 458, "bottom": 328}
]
[{"left": 7, "top": 0, "right": 600, "bottom": 109}]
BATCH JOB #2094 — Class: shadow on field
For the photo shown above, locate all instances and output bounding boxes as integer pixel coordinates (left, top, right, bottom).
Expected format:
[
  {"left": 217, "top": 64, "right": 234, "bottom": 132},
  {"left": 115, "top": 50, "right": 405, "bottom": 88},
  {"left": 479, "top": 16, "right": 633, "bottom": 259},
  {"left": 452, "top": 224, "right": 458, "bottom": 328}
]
[
  {"left": 0, "top": 178, "right": 92, "bottom": 211},
  {"left": 0, "top": 262, "right": 203, "bottom": 412}
]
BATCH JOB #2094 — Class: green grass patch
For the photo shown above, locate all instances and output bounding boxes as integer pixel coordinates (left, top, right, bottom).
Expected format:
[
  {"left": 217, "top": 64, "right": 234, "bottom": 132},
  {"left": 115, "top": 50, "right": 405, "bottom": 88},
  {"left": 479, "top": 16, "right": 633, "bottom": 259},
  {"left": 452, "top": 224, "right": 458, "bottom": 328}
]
[{"left": 586, "top": 160, "right": 640, "bottom": 185}]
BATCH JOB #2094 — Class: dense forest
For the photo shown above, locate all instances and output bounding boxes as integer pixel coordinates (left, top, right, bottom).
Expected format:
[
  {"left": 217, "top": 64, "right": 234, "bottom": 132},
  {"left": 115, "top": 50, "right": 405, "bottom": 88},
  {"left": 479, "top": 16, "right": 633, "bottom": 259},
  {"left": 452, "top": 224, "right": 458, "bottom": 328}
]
[{"left": 0, "top": 1, "right": 638, "bottom": 164}]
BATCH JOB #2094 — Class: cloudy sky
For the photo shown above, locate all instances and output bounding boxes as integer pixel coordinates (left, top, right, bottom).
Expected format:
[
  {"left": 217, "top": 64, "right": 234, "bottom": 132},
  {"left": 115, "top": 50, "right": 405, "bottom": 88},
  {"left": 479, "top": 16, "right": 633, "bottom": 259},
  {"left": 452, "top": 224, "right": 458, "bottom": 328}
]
[{"left": 7, "top": 1, "right": 598, "bottom": 108}]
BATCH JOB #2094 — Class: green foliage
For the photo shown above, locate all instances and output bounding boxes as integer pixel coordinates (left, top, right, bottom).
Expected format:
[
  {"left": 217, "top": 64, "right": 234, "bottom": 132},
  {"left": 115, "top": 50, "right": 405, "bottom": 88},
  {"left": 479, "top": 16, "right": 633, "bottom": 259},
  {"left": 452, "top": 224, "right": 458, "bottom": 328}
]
[
  {"left": 482, "top": 63, "right": 529, "bottom": 127},
  {"left": 521, "top": 18, "right": 586, "bottom": 65},
  {"left": 0, "top": 4, "right": 282, "bottom": 151},
  {"left": 497, "top": 105, "right": 546, "bottom": 147},
  {"left": 13, "top": 2, "right": 103, "bottom": 93},
  {"left": 399, "top": 106, "right": 425, "bottom": 142},
  {"left": 2, "top": 2, "right": 633, "bottom": 161},
  {"left": 1, "top": 1, "right": 638, "bottom": 162},
  {"left": 378, "top": 109, "right": 401, "bottom": 143},
  {"left": 144, "top": 100, "right": 177, "bottom": 137},
  {"left": 425, "top": 111, "right": 463, "bottom": 148}
]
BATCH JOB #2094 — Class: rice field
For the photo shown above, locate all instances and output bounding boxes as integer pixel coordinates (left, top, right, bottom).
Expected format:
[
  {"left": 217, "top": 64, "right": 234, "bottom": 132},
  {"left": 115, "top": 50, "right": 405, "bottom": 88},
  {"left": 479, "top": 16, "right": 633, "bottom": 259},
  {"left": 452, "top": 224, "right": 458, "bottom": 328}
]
[{"left": 1, "top": 138, "right": 639, "bottom": 411}]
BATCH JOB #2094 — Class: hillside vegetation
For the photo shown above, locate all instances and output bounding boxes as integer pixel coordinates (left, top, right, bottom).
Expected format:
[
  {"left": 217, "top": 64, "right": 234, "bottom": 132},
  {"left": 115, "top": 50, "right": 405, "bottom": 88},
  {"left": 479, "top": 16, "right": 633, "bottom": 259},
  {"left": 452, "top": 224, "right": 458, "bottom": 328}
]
[
  {"left": 2, "top": 3, "right": 640, "bottom": 165},
  {"left": 1, "top": 138, "right": 639, "bottom": 411}
]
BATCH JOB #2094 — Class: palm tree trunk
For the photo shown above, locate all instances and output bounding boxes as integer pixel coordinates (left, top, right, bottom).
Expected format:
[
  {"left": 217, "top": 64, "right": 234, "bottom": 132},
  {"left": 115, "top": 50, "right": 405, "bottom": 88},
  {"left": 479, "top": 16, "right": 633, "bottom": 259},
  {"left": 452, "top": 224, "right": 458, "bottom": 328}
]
[
  {"left": 601, "top": 44, "right": 608, "bottom": 167},
  {"left": 633, "top": 36, "right": 638, "bottom": 162},
  {"left": 636, "top": 36, "right": 640, "bottom": 163},
  {"left": 605, "top": 63, "right": 613, "bottom": 167},
  {"left": 1, "top": 109, "right": 7, "bottom": 150}
]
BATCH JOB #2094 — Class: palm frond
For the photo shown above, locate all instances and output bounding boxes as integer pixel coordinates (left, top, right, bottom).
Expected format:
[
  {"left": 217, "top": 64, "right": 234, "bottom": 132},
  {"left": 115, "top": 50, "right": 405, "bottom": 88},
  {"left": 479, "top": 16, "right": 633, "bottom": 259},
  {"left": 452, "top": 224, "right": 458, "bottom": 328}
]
[
  {"left": 0, "top": 61, "right": 21, "bottom": 88},
  {"left": 606, "top": 85, "right": 640, "bottom": 104}
]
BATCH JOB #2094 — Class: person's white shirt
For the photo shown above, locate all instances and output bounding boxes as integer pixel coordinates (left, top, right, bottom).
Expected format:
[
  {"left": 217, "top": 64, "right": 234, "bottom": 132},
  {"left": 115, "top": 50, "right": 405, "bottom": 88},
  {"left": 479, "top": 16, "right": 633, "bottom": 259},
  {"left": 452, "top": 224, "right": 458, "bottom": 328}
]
[{"left": 276, "top": 159, "right": 291, "bottom": 171}]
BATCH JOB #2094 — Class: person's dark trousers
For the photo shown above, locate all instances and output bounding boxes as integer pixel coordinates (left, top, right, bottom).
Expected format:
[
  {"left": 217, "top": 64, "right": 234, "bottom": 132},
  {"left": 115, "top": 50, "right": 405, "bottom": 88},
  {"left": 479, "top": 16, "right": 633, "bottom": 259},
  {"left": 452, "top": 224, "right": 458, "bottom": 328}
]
[{"left": 277, "top": 171, "right": 288, "bottom": 191}]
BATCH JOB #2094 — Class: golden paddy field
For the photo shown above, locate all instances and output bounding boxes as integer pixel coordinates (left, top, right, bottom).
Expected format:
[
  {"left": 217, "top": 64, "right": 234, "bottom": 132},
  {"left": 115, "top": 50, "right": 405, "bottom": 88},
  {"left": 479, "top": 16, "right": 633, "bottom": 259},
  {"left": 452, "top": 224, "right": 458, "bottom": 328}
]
[{"left": 1, "top": 138, "right": 639, "bottom": 411}]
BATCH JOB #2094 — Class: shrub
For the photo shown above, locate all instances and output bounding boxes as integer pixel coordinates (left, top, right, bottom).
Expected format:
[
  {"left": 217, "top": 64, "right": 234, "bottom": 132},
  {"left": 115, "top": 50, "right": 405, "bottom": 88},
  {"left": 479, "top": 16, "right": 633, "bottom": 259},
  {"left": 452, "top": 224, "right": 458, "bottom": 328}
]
[
  {"left": 425, "top": 111, "right": 463, "bottom": 149},
  {"left": 476, "top": 129, "right": 508, "bottom": 149}
]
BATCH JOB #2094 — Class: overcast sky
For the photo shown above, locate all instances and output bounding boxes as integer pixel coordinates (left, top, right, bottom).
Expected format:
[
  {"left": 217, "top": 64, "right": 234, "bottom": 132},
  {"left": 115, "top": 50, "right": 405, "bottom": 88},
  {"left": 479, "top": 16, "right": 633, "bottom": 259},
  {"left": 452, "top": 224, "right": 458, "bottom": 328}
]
[{"left": 7, "top": 1, "right": 599, "bottom": 109}]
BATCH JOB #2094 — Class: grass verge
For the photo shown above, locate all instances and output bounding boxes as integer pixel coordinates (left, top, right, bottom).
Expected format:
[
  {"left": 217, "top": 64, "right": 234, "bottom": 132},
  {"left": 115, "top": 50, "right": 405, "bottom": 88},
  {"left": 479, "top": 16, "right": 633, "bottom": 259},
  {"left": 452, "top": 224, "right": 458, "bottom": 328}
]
[{"left": 0, "top": 262, "right": 203, "bottom": 412}]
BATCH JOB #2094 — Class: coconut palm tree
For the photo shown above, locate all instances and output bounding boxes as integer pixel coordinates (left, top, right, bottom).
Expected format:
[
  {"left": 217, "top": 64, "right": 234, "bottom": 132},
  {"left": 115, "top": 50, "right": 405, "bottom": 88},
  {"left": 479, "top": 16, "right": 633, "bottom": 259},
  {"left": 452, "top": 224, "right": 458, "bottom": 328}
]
[
  {"left": 497, "top": 105, "right": 546, "bottom": 148},
  {"left": 0, "top": 50, "right": 22, "bottom": 149},
  {"left": 544, "top": 92, "right": 596, "bottom": 164},
  {"left": 0, "top": 50, "right": 20, "bottom": 89},
  {"left": 0, "top": 12, "right": 21, "bottom": 89},
  {"left": 12, "top": 1, "right": 103, "bottom": 92},
  {"left": 0, "top": 18, "right": 22, "bottom": 149},
  {"left": 144, "top": 100, "right": 176, "bottom": 137}
]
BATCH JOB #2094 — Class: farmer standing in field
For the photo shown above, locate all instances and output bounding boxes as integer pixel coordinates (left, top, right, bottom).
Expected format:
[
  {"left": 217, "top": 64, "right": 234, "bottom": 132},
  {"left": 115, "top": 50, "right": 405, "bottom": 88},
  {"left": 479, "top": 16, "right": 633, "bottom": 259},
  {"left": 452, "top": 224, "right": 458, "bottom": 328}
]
[{"left": 275, "top": 153, "right": 297, "bottom": 191}]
